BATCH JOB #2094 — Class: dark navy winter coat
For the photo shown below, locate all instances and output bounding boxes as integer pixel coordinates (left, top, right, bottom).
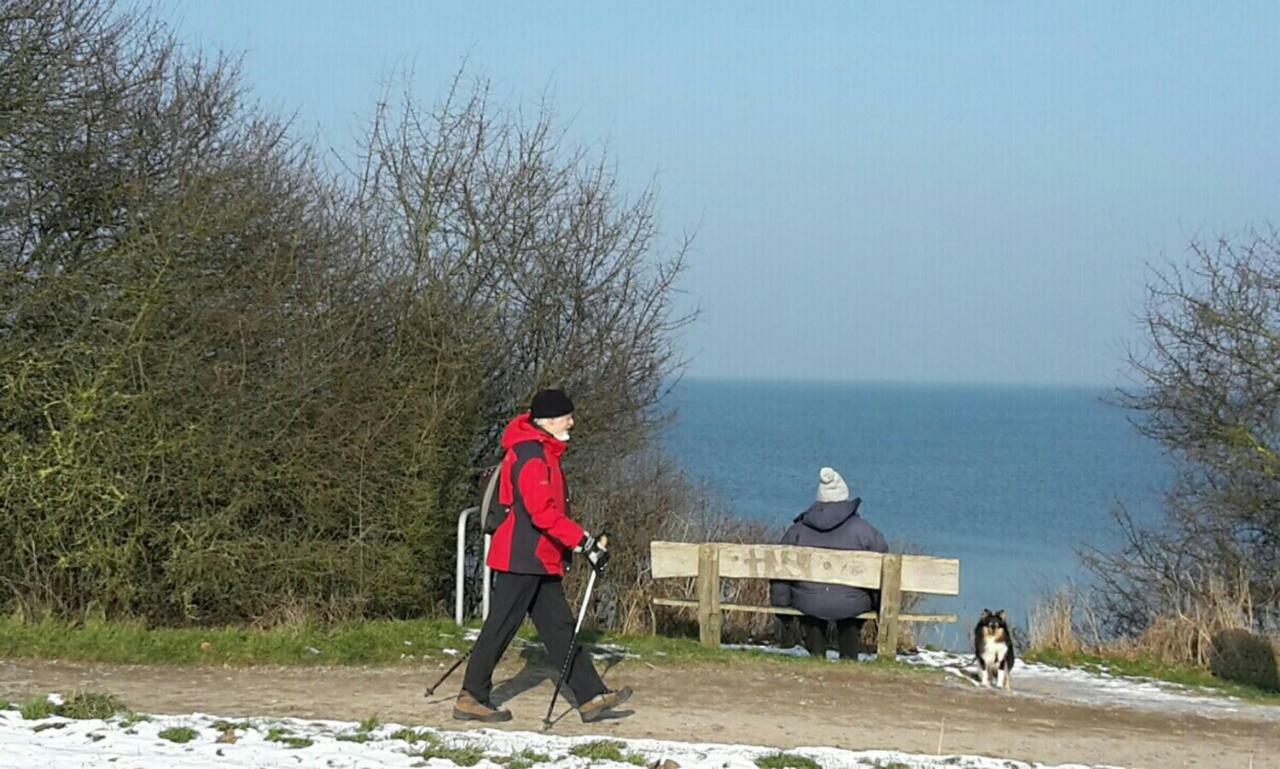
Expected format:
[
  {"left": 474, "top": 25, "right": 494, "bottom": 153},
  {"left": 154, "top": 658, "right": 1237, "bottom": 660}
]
[{"left": 769, "top": 499, "right": 889, "bottom": 621}]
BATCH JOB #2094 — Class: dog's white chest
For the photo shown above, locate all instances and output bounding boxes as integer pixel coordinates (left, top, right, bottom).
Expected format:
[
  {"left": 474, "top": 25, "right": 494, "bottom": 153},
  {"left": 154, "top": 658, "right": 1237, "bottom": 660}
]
[{"left": 980, "top": 639, "right": 1008, "bottom": 665}]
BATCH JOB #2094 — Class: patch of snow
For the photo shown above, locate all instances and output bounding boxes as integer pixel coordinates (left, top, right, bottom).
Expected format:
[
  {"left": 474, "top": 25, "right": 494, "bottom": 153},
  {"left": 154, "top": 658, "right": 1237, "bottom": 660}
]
[
  {"left": 903, "top": 648, "right": 1280, "bottom": 719},
  {"left": 0, "top": 707, "right": 1123, "bottom": 769},
  {"left": 724, "top": 643, "right": 811, "bottom": 658},
  {"left": 590, "top": 643, "right": 640, "bottom": 661}
]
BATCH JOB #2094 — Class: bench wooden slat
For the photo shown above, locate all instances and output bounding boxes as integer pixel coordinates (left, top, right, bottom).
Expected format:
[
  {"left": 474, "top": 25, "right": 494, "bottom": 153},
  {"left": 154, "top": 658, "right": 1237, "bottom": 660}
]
[
  {"left": 651, "top": 597, "right": 956, "bottom": 623},
  {"left": 650, "top": 541, "right": 959, "bottom": 596},
  {"left": 649, "top": 541, "right": 961, "bottom": 654}
]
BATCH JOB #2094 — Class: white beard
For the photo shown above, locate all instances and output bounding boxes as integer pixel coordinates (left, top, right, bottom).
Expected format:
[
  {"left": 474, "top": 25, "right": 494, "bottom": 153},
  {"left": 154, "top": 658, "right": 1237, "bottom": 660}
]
[{"left": 554, "top": 431, "right": 571, "bottom": 442}]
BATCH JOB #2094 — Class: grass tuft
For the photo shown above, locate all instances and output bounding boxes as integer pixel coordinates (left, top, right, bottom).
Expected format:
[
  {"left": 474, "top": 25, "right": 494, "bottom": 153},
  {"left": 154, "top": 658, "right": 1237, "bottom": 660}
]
[
  {"left": 335, "top": 733, "right": 372, "bottom": 743},
  {"left": 18, "top": 692, "right": 130, "bottom": 721},
  {"left": 59, "top": 692, "right": 128, "bottom": 720},
  {"left": 569, "top": 741, "right": 627, "bottom": 761},
  {"left": 568, "top": 740, "right": 646, "bottom": 765},
  {"left": 500, "top": 749, "right": 553, "bottom": 769},
  {"left": 755, "top": 753, "right": 821, "bottom": 769},
  {"left": 358, "top": 714, "right": 380, "bottom": 732},
  {"left": 263, "top": 725, "right": 314, "bottom": 749},
  {"left": 19, "top": 697, "right": 55, "bottom": 720},
  {"left": 391, "top": 727, "right": 437, "bottom": 744},
  {"left": 158, "top": 726, "right": 197, "bottom": 743},
  {"left": 422, "top": 743, "right": 486, "bottom": 766}
]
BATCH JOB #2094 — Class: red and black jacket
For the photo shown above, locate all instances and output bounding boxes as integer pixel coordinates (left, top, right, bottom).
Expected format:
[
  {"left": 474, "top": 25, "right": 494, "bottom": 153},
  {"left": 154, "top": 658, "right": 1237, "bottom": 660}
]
[{"left": 487, "top": 413, "right": 586, "bottom": 576}]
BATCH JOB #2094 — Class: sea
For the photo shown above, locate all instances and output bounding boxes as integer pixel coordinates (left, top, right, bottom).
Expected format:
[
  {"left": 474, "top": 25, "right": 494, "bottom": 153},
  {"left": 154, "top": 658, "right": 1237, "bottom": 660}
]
[{"left": 660, "top": 378, "right": 1170, "bottom": 650}]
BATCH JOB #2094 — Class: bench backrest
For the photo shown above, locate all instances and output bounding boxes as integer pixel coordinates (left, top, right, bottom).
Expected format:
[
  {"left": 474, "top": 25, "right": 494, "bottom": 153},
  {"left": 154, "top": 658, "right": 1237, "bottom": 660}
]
[{"left": 650, "top": 541, "right": 960, "bottom": 595}]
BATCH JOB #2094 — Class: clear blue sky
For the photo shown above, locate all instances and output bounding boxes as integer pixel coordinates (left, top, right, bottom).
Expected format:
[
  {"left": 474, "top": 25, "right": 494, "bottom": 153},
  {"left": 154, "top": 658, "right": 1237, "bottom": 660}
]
[{"left": 160, "top": 1, "right": 1279, "bottom": 386}]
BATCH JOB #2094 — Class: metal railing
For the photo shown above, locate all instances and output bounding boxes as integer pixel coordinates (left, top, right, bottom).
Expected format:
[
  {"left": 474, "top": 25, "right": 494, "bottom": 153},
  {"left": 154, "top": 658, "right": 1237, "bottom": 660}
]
[{"left": 454, "top": 469, "right": 501, "bottom": 625}]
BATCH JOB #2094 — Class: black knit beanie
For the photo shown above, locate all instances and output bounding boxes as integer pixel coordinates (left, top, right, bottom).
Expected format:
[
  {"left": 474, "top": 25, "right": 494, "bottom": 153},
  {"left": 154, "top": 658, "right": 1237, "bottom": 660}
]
[{"left": 530, "top": 389, "right": 574, "bottom": 419}]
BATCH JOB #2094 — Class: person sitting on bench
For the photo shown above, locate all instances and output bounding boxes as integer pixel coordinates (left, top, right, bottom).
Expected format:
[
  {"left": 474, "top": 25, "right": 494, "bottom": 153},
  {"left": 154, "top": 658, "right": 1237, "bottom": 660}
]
[{"left": 769, "top": 467, "right": 888, "bottom": 659}]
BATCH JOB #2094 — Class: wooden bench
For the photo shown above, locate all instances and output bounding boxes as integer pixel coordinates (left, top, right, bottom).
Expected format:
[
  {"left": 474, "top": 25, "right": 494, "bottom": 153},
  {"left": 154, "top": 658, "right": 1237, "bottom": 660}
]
[{"left": 649, "top": 541, "right": 960, "bottom": 658}]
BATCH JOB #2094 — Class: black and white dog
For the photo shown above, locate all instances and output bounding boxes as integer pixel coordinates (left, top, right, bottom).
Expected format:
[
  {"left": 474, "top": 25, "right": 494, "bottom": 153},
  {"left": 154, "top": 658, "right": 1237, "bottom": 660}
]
[{"left": 974, "top": 609, "right": 1014, "bottom": 690}]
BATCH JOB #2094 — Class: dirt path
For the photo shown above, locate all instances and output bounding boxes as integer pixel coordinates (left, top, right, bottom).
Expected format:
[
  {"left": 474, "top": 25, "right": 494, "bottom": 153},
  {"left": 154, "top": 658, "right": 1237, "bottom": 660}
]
[{"left": 2, "top": 653, "right": 1276, "bottom": 769}]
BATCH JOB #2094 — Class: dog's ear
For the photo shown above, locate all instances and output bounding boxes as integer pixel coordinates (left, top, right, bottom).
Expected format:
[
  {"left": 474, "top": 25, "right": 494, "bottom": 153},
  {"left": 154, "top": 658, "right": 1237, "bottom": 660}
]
[
  {"left": 980, "top": 608, "right": 991, "bottom": 619},
  {"left": 997, "top": 609, "right": 1007, "bottom": 622}
]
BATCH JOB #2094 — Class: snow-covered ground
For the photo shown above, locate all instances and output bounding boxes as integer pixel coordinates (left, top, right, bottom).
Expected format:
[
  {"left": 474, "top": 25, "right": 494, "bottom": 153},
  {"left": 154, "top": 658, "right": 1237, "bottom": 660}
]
[
  {"left": 0, "top": 704, "right": 1121, "bottom": 769},
  {"left": 723, "top": 643, "right": 1280, "bottom": 721},
  {"left": 4, "top": 645, "right": 1275, "bottom": 769}
]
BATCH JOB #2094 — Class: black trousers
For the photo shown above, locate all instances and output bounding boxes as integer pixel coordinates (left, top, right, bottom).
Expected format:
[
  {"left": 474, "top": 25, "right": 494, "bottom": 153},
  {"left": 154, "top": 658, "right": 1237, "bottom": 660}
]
[
  {"left": 799, "top": 615, "right": 863, "bottom": 659},
  {"left": 462, "top": 572, "right": 607, "bottom": 705}
]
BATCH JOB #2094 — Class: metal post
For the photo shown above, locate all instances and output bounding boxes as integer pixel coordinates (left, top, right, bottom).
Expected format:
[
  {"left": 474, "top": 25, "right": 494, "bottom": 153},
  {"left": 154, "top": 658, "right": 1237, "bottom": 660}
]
[
  {"left": 453, "top": 469, "right": 503, "bottom": 627},
  {"left": 454, "top": 506, "right": 478, "bottom": 626}
]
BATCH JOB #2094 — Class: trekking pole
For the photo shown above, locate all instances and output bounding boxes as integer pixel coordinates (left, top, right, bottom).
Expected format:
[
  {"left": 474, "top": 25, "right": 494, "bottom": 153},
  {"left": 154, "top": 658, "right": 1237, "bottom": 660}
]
[
  {"left": 424, "top": 648, "right": 472, "bottom": 697},
  {"left": 542, "top": 534, "right": 608, "bottom": 730}
]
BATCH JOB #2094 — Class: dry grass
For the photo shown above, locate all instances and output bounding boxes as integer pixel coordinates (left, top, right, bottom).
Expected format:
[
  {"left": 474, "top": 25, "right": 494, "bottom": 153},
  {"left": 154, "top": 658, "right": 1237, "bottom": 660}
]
[
  {"left": 1028, "top": 584, "right": 1279, "bottom": 692},
  {"left": 1030, "top": 588, "right": 1093, "bottom": 655},
  {"left": 1030, "top": 582, "right": 1257, "bottom": 667}
]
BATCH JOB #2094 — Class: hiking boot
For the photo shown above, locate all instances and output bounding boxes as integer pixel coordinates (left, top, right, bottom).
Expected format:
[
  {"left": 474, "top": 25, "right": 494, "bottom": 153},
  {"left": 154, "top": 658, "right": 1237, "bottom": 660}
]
[
  {"left": 452, "top": 691, "right": 513, "bottom": 723},
  {"left": 579, "top": 686, "right": 633, "bottom": 723}
]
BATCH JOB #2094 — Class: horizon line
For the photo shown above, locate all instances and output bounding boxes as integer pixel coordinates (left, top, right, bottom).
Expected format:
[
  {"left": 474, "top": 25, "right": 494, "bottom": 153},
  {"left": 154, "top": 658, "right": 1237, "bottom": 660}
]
[{"left": 673, "top": 373, "right": 1124, "bottom": 390}]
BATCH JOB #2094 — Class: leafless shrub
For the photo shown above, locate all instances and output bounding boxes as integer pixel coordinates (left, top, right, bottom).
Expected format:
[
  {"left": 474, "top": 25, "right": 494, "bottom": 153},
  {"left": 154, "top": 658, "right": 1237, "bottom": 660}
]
[{"left": 1084, "top": 230, "right": 1280, "bottom": 647}]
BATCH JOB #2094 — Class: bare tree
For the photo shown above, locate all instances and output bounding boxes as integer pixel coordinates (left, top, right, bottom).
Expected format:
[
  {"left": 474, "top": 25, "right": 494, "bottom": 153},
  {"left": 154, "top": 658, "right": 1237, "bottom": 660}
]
[
  {"left": 353, "top": 76, "right": 694, "bottom": 464},
  {"left": 1086, "top": 229, "right": 1280, "bottom": 640}
]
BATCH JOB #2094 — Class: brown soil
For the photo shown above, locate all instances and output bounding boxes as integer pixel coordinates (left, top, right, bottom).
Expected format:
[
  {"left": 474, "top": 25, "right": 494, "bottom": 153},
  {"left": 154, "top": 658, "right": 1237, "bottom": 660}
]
[{"left": 2, "top": 653, "right": 1276, "bottom": 769}]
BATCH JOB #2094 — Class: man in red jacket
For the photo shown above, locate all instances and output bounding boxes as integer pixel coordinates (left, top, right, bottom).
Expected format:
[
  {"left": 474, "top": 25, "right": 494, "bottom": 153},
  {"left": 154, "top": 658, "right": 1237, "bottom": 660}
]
[{"left": 455, "top": 389, "right": 633, "bottom": 723}]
